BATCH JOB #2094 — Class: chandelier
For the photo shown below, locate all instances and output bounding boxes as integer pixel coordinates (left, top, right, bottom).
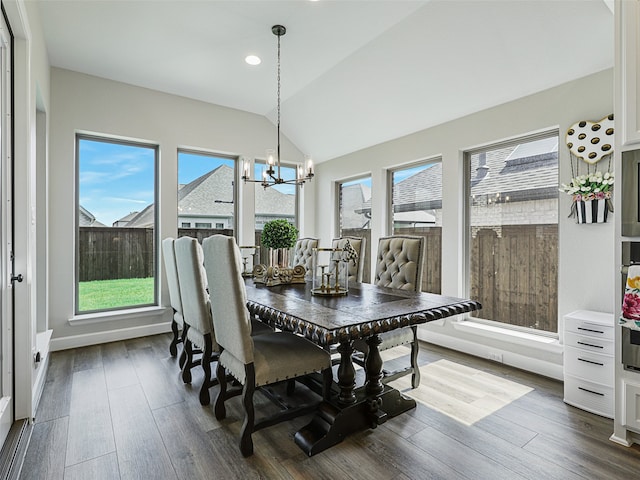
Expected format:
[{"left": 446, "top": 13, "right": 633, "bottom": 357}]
[{"left": 242, "top": 25, "right": 314, "bottom": 188}]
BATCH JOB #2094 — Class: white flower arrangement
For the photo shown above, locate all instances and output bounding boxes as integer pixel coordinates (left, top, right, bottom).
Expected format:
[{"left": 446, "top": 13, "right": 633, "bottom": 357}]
[{"left": 559, "top": 170, "right": 614, "bottom": 202}]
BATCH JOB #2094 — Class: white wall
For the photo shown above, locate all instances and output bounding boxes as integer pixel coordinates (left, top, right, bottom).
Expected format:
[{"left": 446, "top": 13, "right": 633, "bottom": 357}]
[
  {"left": 314, "top": 69, "right": 614, "bottom": 378},
  {"left": 48, "top": 68, "right": 305, "bottom": 346}
]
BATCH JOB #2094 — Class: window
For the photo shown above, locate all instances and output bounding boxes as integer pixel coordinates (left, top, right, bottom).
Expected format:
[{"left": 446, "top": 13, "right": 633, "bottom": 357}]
[
  {"left": 254, "top": 160, "right": 298, "bottom": 265},
  {"left": 177, "top": 150, "right": 236, "bottom": 237},
  {"left": 76, "top": 135, "right": 158, "bottom": 313},
  {"left": 390, "top": 161, "right": 442, "bottom": 293},
  {"left": 338, "top": 176, "right": 371, "bottom": 283},
  {"left": 466, "top": 134, "right": 559, "bottom": 332}
]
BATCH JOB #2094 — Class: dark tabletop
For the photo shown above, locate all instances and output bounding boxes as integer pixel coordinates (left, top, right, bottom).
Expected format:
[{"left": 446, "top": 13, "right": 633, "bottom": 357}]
[{"left": 245, "top": 280, "right": 481, "bottom": 346}]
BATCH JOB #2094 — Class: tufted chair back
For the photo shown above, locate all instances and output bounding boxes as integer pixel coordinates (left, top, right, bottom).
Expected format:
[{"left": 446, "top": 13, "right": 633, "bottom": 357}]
[
  {"left": 292, "top": 237, "right": 318, "bottom": 273},
  {"left": 374, "top": 235, "right": 425, "bottom": 292},
  {"left": 331, "top": 236, "right": 366, "bottom": 283}
]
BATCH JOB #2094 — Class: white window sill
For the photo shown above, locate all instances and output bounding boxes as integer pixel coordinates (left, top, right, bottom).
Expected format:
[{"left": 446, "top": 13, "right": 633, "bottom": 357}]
[
  {"left": 69, "top": 306, "right": 168, "bottom": 326},
  {"left": 452, "top": 319, "right": 563, "bottom": 354}
]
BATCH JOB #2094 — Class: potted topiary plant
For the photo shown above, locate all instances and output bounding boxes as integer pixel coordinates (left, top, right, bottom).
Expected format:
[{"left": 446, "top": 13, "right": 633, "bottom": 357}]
[{"left": 261, "top": 219, "right": 298, "bottom": 267}]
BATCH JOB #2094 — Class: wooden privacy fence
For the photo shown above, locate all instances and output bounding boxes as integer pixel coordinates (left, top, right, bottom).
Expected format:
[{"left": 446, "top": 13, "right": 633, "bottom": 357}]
[
  {"left": 80, "top": 224, "right": 558, "bottom": 331},
  {"left": 78, "top": 227, "right": 232, "bottom": 281},
  {"left": 79, "top": 227, "right": 155, "bottom": 282},
  {"left": 469, "top": 224, "right": 558, "bottom": 332}
]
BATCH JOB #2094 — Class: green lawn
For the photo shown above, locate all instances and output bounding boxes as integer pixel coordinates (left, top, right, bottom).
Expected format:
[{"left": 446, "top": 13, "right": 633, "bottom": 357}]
[{"left": 78, "top": 277, "right": 155, "bottom": 312}]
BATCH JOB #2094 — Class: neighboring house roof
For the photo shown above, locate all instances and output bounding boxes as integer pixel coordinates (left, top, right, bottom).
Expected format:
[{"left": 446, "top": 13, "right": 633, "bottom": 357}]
[
  {"left": 112, "top": 211, "right": 139, "bottom": 226},
  {"left": 470, "top": 137, "right": 559, "bottom": 202},
  {"left": 125, "top": 204, "right": 155, "bottom": 228},
  {"left": 79, "top": 205, "right": 107, "bottom": 227},
  {"left": 126, "top": 164, "right": 295, "bottom": 228},
  {"left": 392, "top": 163, "right": 443, "bottom": 212},
  {"left": 351, "top": 137, "right": 558, "bottom": 216},
  {"left": 341, "top": 183, "right": 371, "bottom": 229}
]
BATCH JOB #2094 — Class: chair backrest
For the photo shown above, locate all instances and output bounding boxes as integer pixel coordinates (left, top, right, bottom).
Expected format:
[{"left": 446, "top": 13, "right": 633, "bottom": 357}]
[
  {"left": 374, "top": 235, "right": 425, "bottom": 292},
  {"left": 331, "top": 236, "right": 366, "bottom": 283},
  {"left": 161, "top": 237, "right": 183, "bottom": 319},
  {"left": 292, "top": 237, "right": 318, "bottom": 272},
  {"left": 174, "top": 237, "right": 215, "bottom": 340},
  {"left": 202, "top": 235, "right": 254, "bottom": 365}
]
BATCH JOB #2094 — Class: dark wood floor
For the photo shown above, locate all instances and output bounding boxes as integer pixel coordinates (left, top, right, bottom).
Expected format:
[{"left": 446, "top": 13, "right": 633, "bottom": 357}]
[{"left": 18, "top": 333, "right": 640, "bottom": 479}]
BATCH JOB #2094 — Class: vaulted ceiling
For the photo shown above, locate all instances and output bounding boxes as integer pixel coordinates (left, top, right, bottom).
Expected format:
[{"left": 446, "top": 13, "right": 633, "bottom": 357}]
[{"left": 35, "top": 0, "right": 614, "bottom": 162}]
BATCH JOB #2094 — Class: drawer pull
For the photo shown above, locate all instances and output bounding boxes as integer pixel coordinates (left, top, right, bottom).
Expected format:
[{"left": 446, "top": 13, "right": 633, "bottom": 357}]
[
  {"left": 577, "top": 327, "right": 604, "bottom": 334},
  {"left": 578, "top": 357, "right": 604, "bottom": 366},
  {"left": 578, "top": 386, "right": 605, "bottom": 396},
  {"left": 576, "top": 341, "right": 604, "bottom": 349}
]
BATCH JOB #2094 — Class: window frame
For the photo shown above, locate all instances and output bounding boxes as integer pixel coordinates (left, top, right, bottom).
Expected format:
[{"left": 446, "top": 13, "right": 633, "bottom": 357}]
[
  {"left": 463, "top": 129, "right": 559, "bottom": 336},
  {"left": 387, "top": 157, "right": 442, "bottom": 235},
  {"left": 334, "top": 173, "right": 373, "bottom": 236},
  {"left": 75, "top": 133, "right": 159, "bottom": 314},
  {"left": 177, "top": 148, "right": 239, "bottom": 238}
]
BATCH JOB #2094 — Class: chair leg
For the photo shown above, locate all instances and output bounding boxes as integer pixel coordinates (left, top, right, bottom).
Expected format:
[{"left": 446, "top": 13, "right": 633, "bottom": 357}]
[
  {"left": 179, "top": 324, "right": 190, "bottom": 369},
  {"left": 169, "top": 318, "right": 180, "bottom": 357},
  {"left": 199, "top": 333, "right": 212, "bottom": 406},
  {"left": 182, "top": 337, "right": 194, "bottom": 384},
  {"left": 239, "top": 364, "right": 256, "bottom": 457},
  {"left": 410, "top": 326, "right": 420, "bottom": 389},
  {"left": 214, "top": 362, "right": 227, "bottom": 421}
]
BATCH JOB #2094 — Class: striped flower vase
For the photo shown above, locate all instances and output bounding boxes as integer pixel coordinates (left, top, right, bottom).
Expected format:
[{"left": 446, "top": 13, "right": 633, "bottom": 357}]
[{"left": 575, "top": 199, "right": 609, "bottom": 224}]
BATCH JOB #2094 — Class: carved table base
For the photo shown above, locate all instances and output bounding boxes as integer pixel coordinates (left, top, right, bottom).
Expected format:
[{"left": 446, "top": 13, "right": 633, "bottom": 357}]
[{"left": 294, "top": 334, "right": 416, "bottom": 456}]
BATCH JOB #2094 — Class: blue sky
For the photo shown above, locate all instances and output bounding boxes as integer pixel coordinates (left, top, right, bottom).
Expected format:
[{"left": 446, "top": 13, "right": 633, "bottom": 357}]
[
  {"left": 79, "top": 138, "right": 156, "bottom": 226},
  {"left": 79, "top": 140, "right": 296, "bottom": 225},
  {"left": 79, "top": 138, "right": 430, "bottom": 226}
]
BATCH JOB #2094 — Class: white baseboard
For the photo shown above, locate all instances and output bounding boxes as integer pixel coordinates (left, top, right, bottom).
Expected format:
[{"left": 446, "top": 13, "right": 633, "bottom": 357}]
[
  {"left": 609, "top": 433, "right": 634, "bottom": 447},
  {"left": 419, "top": 328, "right": 564, "bottom": 380},
  {"left": 49, "top": 322, "right": 172, "bottom": 351}
]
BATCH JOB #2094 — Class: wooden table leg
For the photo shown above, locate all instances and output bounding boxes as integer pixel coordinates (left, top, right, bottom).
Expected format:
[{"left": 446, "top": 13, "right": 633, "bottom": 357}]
[
  {"left": 365, "top": 334, "right": 384, "bottom": 395},
  {"left": 336, "top": 340, "right": 356, "bottom": 405}
]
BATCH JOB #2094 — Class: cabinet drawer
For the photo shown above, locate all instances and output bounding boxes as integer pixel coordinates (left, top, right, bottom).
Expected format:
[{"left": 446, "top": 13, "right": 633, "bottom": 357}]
[
  {"left": 564, "top": 346, "right": 614, "bottom": 385},
  {"left": 564, "top": 312, "right": 614, "bottom": 340},
  {"left": 564, "top": 331, "right": 614, "bottom": 356},
  {"left": 563, "top": 374, "right": 613, "bottom": 418}
]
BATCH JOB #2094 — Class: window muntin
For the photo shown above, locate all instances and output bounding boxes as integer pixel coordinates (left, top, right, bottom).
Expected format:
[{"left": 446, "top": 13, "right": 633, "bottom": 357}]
[
  {"left": 338, "top": 176, "right": 372, "bottom": 283},
  {"left": 391, "top": 161, "right": 442, "bottom": 293},
  {"left": 466, "top": 134, "right": 559, "bottom": 333},
  {"left": 76, "top": 135, "right": 158, "bottom": 313},
  {"left": 177, "top": 151, "right": 236, "bottom": 238}
]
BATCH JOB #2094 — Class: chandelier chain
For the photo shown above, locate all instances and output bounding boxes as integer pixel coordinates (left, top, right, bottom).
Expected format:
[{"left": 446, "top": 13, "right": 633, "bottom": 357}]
[
  {"left": 277, "top": 30, "right": 281, "bottom": 171},
  {"left": 240, "top": 24, "right": 313, "bottom": 188}
]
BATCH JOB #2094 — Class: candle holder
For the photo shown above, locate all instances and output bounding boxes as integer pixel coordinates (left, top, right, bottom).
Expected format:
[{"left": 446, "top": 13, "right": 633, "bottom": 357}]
[
  {"left": 311, "top": 247, "right": 348, "bottom": 296},
  {"left": 239, "top": 245, "right": 259, "bottom": 277}
]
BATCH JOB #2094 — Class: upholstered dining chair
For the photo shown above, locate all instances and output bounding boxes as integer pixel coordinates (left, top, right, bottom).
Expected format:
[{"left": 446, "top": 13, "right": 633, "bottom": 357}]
[
  {"left": 292, "top": 237, "right": 318, "bottom": 277},
  {"left": 202, "top": 234, "right": 332, "bottom": 457},
  {"left": 353, "top": 234, "right": 425, "bottom": 388},
  {"left": 161, "top": 238, "right": 184, "bottom": 358},
  {"left": 174, "top": 236, "right": 219, "bottom": 406},
  {"left": 331, "top": 236, "right": 366, "bottom": 283}
]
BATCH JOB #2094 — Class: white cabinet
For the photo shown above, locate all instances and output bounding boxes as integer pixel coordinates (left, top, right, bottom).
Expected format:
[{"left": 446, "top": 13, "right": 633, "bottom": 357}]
[
  {"left": 563, "top": 310, "right": 614, "bottom": 418},
  {"left": 624, "top": 382, "right": 640, "bottom": 433}
]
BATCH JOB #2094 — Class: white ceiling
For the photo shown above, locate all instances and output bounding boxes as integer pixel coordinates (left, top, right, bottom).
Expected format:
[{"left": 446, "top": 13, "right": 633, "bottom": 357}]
[{"left": 35, "top": 0, "right": 614, "bottom": 162}]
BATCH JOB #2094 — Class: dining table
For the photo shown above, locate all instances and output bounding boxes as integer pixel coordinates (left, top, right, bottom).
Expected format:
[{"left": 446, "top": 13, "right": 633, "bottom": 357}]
[{"left": 244, "top": 278, "right": 482, "bottom": 456}]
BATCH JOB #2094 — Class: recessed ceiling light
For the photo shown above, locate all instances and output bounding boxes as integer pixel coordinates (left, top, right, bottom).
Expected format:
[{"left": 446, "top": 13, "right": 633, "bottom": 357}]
[{"left": 245, "top": 55, "right": 261, "bottom": 66}]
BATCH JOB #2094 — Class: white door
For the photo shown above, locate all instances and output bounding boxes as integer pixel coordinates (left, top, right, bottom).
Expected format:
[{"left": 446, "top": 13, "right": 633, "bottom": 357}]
[{"left": 0, "top": 11, "right": 14, "bottom": 445}]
